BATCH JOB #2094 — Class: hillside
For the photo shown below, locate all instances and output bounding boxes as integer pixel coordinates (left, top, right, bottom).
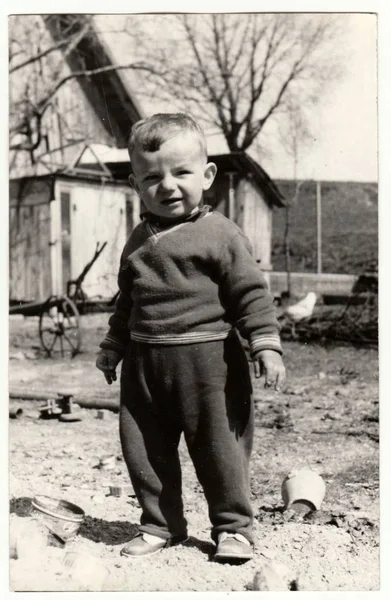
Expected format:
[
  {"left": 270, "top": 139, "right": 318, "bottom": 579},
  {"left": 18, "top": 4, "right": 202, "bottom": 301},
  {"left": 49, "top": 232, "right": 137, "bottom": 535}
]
[{"left": 271, "top": 180, "right": 378, "bottom": 274}]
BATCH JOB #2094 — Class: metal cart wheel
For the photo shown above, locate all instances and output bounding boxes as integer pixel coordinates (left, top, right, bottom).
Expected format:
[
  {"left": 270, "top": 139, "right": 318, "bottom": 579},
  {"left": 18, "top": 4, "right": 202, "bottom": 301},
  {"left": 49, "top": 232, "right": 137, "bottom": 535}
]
[{"left": 39, "top": 295, "right": 82, "bottom": 358}]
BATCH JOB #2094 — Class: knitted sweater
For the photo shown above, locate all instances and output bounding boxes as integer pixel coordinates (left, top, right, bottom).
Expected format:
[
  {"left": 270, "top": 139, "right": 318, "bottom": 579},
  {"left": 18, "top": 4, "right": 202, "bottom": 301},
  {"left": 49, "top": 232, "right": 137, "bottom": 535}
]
[{"left": 100, "top": 206, "right": 282, "bottom": 357}]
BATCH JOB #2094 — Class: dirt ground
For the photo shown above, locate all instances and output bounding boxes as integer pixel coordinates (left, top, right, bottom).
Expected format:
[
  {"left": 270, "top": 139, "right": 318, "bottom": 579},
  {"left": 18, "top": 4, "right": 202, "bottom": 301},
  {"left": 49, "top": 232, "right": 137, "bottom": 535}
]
[{"left": 8, "top": 313, "right": 380, "bottom": 592}]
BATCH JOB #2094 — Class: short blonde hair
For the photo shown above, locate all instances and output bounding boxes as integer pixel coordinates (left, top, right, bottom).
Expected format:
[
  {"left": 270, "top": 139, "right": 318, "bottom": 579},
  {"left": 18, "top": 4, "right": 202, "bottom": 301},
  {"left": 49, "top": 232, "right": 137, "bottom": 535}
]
[{"left": 128, "top": 113, "right": 208, "bottom": 161}]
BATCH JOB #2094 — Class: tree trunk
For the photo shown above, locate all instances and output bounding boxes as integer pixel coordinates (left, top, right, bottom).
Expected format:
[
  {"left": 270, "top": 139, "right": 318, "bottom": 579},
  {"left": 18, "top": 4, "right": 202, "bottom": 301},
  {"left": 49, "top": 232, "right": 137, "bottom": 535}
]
[{"left": 283, "top": 205, "right": 291, "bottom": 297}]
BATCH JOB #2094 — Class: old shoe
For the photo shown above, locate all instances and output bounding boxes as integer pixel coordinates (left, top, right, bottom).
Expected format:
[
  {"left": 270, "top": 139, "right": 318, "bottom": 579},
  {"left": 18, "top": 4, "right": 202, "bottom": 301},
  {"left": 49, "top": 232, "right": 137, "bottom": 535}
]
[
  {"left": 120, "top": 532, "right": 188, "bottom": 557},
  {"left": 214, "top": 532, "right": 253, "bottom": 562}
]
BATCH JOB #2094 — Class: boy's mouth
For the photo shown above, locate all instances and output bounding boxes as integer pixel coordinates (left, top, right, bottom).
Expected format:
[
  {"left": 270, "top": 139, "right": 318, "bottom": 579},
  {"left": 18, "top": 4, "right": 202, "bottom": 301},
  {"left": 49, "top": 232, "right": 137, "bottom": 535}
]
[{"left": 161, "top": 198, "right": 182, "bottom": 205}]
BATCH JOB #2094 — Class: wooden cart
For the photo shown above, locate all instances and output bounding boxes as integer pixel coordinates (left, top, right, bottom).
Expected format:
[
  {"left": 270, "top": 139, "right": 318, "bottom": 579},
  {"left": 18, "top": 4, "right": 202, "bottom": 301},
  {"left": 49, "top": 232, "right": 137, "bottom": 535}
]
[{"left": 9, "top": 242, "right": 107, "bottom": 358}]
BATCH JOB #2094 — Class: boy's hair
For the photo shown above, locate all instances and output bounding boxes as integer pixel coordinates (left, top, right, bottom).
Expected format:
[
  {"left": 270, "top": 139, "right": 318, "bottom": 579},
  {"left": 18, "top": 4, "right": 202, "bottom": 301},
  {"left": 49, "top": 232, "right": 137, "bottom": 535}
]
[{"left": 128, "top": 113, "right": 208, "bottom": 161}]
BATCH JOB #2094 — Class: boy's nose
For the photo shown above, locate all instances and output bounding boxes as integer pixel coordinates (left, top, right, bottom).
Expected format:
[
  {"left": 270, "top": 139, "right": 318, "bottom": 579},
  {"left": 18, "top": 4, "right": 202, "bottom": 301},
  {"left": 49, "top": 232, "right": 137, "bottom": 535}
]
[{"left": 159, "top": 175, "right": 176, "bottom": 191}]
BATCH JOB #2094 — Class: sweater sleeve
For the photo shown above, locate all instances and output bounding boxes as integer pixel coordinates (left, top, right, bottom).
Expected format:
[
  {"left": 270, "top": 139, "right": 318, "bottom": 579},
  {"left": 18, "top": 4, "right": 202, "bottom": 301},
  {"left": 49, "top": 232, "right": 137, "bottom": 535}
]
[
  {"left": 99, "top": 252, "right": 132, "bottom": 357},
  {"left": 218, "top": 231, "right": 282, "bottom": 356}
]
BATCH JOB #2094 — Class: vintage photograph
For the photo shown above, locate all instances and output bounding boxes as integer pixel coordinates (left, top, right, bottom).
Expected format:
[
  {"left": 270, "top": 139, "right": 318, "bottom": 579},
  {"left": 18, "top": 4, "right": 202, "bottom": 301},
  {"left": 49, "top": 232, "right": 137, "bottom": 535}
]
[{"left": 8, "top": 12, "right": 379, "bottom": 592}]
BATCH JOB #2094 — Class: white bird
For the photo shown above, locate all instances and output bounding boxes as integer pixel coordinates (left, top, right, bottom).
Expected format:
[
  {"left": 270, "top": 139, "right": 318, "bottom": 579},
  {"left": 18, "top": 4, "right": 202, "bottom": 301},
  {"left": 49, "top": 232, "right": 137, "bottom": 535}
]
[
  {"left": 284, "top": 292, "right": 317, "bottom": 322},
  {"left": 278, "top": 292, "right": 317, "bottom": 339}
]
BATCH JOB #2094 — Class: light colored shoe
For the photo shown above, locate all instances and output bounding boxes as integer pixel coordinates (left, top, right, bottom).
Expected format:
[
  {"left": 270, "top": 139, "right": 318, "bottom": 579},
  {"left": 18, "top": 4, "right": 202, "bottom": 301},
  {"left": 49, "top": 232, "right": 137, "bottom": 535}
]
[
  {"left": 214, "top": 532, "right": 254, "bottom": 562},
  {"left": 120, "top": 532, "right": 188, "bottom": 558}
]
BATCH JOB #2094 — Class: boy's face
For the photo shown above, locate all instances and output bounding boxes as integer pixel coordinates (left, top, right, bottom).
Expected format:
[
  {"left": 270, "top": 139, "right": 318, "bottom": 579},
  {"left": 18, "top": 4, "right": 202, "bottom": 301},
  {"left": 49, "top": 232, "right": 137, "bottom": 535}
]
[{"left": 130, "top": 131, "right": 217, "bottom": 221}]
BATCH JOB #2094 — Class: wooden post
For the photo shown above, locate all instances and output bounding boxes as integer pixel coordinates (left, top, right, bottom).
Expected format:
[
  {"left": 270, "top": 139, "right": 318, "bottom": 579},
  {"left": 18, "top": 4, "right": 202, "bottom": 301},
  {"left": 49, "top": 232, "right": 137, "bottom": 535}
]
[
  {"left": 316, "top": 180, "right": 322, "bottom": 274},
  {"left": 227, "top": 172, "right": 235, "bottom": 221}
]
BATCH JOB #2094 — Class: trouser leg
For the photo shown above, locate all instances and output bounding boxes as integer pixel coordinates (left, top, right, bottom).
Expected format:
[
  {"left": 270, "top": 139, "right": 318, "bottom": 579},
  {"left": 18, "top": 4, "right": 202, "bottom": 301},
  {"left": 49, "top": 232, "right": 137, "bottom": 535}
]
[
  {"left": 119, "top": 343, "right": 187, "bottom": 539},
  {"left": 174, "top": 336, "right": 255, "bottom": 544}
]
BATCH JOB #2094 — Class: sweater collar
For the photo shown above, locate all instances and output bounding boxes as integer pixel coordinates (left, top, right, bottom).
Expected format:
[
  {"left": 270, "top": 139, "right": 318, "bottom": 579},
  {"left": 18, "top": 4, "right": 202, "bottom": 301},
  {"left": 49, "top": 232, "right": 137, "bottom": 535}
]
[{"left": 141, "top": 204, "right": 212, "bottom": 227}]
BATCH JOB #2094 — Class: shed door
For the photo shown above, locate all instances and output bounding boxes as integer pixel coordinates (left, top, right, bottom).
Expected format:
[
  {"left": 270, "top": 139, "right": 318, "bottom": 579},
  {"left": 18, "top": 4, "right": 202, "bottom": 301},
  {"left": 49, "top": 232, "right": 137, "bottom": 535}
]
[{"left": 60, "top": 191, "right": 72, "bottom": 292}]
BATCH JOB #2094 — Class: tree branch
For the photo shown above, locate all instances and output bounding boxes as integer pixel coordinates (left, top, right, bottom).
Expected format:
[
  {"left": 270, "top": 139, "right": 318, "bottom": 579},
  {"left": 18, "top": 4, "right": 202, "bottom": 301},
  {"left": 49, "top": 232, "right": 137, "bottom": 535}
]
[
  {"left": 38, "top": 62, "right": 165, "bottom": 116},
  {"left": 9, "top": 20, "right": 92, "bottom": 74},
  {"left": 211, "top": 16, "right": 238, "bottom": 129},
  {"left": 10, "top": 39, "right": 68, "bottom": 74},
  {"left": 181, "top": 15, "right": 231, "bottom": 139}
]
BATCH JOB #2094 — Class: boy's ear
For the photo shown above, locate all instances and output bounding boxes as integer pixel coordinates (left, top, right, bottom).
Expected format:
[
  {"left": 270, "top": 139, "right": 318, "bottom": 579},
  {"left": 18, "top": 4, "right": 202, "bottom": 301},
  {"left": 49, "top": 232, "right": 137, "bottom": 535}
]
[{"left": 203, "top": 162, "right": 217, "bottom": 190}]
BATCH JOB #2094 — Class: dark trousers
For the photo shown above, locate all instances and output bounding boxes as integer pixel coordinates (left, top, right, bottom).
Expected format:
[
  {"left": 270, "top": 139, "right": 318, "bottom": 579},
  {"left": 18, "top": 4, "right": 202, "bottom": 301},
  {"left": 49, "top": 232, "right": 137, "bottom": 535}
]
[{"left": 119, "top": 334, "right": 254, "bottom": 543}]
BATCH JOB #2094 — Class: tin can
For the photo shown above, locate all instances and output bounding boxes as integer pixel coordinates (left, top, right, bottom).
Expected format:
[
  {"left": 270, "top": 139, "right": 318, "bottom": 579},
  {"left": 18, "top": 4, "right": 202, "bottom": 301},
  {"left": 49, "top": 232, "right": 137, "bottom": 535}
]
[
  {"left": 281, "top": 469, "right": 326, "bottom": 511},
  {"left": 109, "top": 484, "right": 134, "bottom": 497},
  {"left": 99, "top": 454, "right": 116, "bottom": 470}
]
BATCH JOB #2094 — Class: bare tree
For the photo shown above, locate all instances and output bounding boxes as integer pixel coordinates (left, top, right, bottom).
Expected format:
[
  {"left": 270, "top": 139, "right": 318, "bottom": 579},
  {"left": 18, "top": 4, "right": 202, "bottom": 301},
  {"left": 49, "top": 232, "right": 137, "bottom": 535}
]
[
  {"left": 8, "top": 14, "right": 162, "bottom": 171},
  {"left": 125, "top": 13, "right": 345, "bottom": 152},
  {"left": 278, "top": 97, "right": 313, "bottom": 296},
  {"left": 9, "top": 13, "right": 345, "bottom": 168}
]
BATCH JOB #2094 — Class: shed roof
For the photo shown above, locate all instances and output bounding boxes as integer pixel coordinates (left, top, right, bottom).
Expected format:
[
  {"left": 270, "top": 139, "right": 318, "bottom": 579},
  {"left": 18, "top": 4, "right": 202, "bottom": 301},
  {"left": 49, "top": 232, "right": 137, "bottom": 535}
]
[
  {"left": 211, "top": 153, "right": 286, "bottom": 207},
  {"left": 100, "top": 151, "right": 286, "bottom": 208},
  {"left": 10, "top": 150, "right": 285, "bottom": 208},
  {"left": 44, "top": 15, "right": 144, "bottom": 148}
]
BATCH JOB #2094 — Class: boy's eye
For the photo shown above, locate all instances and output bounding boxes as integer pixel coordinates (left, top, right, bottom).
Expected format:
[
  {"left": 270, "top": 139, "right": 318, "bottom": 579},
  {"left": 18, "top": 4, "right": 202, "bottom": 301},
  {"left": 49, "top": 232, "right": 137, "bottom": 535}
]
[{"left": 177, "top": 170, "right": 191, "bottom": 176}]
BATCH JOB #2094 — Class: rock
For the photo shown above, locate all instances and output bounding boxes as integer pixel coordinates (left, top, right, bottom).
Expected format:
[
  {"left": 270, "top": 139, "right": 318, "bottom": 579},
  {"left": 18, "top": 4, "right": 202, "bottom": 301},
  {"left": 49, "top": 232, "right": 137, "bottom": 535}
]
[
  {"left": 10, "top": 516, "right": 50, "bottom": 560},
  {"left": 283, "top": 386, "right": 307, "bottom": 396},
  {"left": 91, "top": 494, "right": 105, "bottom": 504},
  {"left": 335, "top": 388, "right": 350, "bottom": 397},
  {"left": 24, "top": 351, "right": 39, "bottom": 360},
  {"left": 62, "top": 551, "right": 110, "bottom": 591},
  {"left": 274, "top": 411, "right": 294, "bottom": 430},
  {"left": 10, "top": 351, "right": 26, "bottom": 361},
  {"left": 252, "top": 559, "right": 289, "bottom": 591},
  {"left": 321, "top": 412, "right": 336, "bottom": 421},
  {"left": 290, "top": 575, "right": 304, "bottom": 590}
]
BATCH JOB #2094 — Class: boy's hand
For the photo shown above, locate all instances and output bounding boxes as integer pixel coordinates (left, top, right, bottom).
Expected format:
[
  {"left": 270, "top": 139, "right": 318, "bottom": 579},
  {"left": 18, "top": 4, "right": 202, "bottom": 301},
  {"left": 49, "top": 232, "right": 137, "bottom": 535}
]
[
  {"left": 252, "top": 349, "right": 286, "bottom": 391},
  {"left": 96, "top": 349, "right": 122, "bottom": 385}
]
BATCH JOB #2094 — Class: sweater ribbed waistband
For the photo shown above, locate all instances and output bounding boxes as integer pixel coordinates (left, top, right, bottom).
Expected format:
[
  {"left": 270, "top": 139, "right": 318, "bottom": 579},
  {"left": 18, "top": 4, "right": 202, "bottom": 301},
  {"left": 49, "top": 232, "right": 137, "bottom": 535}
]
[{"left": 130, "top": 329, "right": 233, "bottom": 345}]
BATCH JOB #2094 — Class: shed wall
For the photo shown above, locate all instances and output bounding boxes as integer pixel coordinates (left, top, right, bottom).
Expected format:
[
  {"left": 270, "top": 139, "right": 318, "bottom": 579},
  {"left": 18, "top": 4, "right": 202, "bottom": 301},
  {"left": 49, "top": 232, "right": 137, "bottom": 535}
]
[
  {"left": 53, "top": 179, "right": 139, "bottom": 299},
  {"left": 9, "top": 185, "right": 52, "bottom": 302},
  {"left": 239, "top": 179, "right": 272, "bottom": 270}
]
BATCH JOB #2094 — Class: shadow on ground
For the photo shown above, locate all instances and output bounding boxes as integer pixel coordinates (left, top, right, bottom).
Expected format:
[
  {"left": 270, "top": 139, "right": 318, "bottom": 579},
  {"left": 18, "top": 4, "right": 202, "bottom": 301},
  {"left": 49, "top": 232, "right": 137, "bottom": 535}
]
[
  {"left": 78, "top": 515, "right": 139, "bottom": 544},
  {"left": 184, "top": 535, "right": 214, "bottom": 556},
  {"left": 9, "top": 497, "right": 139, "bottom": 546},
  {"left": 10, "top": 497, "right": 32, "bottom": 517}
]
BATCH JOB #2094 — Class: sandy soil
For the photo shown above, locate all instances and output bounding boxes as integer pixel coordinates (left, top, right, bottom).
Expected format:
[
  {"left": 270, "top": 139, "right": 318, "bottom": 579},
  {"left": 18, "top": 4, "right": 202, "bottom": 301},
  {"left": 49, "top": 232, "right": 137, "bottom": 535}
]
[{"left": 8, "top": 314, "right": 379, "bottom": 592}]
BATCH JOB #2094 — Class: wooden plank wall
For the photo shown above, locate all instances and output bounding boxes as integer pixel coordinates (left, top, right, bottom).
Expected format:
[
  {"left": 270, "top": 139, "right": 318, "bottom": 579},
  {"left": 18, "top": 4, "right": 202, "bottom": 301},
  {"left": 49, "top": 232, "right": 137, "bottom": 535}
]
[
  {"left": 239, "top": 178, "right": 272, "bottom": 270},
  {"left": 9, "top": 201, "right": 52, "bottom": 302},
  {"left": 55, "top": 179, "right": 135, "bottom": 300}
]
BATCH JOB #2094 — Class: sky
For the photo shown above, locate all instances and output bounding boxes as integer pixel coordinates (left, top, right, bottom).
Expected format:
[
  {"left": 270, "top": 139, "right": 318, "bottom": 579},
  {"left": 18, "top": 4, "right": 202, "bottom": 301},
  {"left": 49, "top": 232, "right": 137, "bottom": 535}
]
[
  {"left": 200, "top": 13, "right": 378, "bottom": 182},
  {"left": 289, "top": 13, "right": 377, "bottom": 182},
  {"left": 97, "top": 12, "right": 378, "bottom": 183}
]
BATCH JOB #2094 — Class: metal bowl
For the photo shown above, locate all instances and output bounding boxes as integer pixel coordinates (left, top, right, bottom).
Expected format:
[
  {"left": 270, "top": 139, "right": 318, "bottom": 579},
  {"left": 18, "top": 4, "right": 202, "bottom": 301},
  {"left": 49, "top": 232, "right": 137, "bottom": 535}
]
[{"left": 31, "top": 495, "right": 85, "bottom": 541}]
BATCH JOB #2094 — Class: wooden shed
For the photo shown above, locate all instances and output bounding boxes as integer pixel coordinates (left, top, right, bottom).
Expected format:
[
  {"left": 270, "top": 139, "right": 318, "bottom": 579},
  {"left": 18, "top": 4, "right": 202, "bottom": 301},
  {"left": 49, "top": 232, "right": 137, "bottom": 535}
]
[{"left": 9, "top": 157, "right": 140, "bottom": 303}]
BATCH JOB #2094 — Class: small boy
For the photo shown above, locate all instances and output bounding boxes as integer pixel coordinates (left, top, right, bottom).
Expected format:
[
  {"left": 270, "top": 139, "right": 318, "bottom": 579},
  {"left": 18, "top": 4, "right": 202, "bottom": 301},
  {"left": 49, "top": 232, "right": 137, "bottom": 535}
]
[{"left": 96, "top": 113, "right": 285, "bottom": 562}]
